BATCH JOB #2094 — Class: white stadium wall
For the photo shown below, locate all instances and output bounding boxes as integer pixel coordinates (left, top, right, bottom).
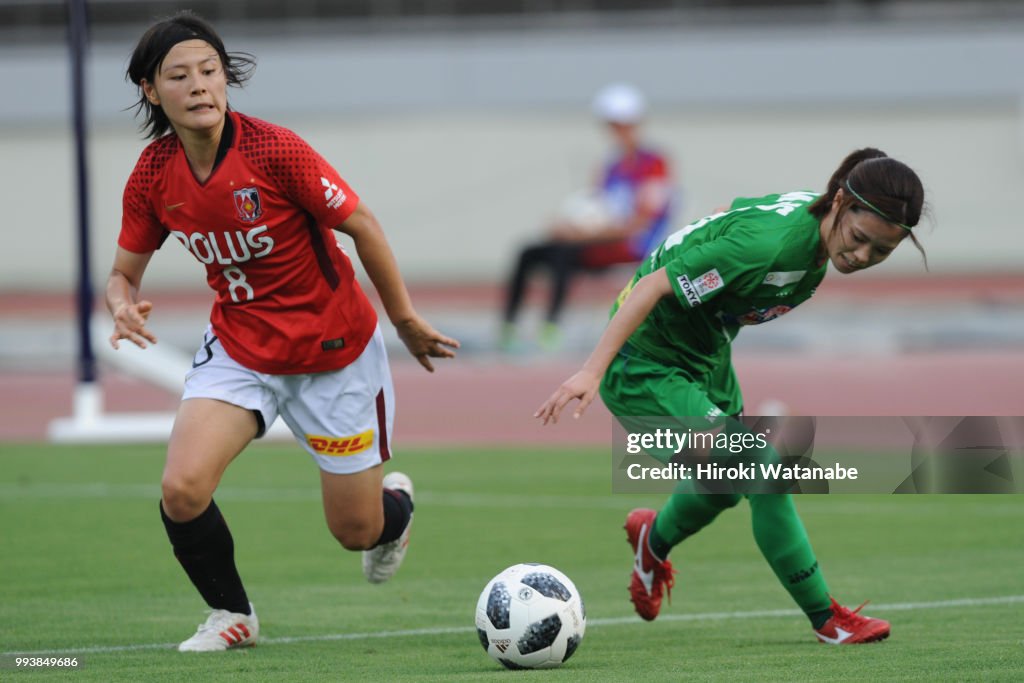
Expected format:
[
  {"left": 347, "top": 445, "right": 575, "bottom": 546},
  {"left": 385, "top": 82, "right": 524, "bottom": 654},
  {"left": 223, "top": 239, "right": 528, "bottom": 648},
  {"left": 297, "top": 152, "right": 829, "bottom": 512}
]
[{"left": 1, "top": 21, "right": 1023, "bottom": 290}]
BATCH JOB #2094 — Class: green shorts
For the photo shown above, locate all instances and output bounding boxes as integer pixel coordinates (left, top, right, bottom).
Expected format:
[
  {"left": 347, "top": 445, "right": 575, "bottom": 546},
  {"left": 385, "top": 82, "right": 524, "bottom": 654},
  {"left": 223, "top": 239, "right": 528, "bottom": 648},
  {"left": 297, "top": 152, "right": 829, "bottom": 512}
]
[
  {"left": 602, "top": 347, "right": 782, "bottom": 492},
  {"left": 599, "top": 346, "right": 743, "bottom": 419}
]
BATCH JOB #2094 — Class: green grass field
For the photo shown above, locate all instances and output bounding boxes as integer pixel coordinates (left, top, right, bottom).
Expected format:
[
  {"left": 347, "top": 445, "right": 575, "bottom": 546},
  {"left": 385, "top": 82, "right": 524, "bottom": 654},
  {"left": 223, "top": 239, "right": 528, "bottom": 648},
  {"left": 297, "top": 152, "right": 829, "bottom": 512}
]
[{"left": 1, "top": 444, "right": 1021, "bottom": 682}]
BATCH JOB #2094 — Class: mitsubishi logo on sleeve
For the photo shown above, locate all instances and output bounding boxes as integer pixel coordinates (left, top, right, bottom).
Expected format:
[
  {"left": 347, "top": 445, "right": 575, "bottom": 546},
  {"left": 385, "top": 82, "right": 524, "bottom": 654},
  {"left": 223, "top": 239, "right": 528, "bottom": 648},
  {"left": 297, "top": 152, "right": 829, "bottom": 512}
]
[{"left": 321, "top": 176, "right": 347, "bottom": 210}]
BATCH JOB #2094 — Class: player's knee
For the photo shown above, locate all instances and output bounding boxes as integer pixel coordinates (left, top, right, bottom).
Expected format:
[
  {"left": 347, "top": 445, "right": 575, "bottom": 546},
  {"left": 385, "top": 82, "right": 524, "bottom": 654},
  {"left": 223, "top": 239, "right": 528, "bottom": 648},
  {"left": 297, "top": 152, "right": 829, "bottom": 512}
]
[
  {"left": 327, "top": 518, "right": 379, "bottom": 550},
  {"left": 160, "top": 474, "right": 212, "bottom": 521}
]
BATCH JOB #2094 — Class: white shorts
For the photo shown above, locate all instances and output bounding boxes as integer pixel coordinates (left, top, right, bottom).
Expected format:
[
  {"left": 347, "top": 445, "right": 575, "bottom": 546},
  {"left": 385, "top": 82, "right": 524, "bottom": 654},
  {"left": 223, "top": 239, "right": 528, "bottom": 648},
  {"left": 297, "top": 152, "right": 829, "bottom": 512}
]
[{"left": 182, "top": 324, "right": 395, "bottom": 475}]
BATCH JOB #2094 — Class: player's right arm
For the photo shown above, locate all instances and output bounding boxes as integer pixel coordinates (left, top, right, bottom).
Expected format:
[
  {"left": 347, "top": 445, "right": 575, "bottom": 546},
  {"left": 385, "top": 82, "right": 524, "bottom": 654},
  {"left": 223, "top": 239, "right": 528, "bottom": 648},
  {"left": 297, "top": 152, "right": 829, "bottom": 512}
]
[
  {"left": 106, "top": 247, "right": 158, "bottom": 350},
  {"left": 113, "top": 141, "right": 175, "bottom": 350},
  {"left": 535, "top": 267, "right": 672, "bottom": 424}
]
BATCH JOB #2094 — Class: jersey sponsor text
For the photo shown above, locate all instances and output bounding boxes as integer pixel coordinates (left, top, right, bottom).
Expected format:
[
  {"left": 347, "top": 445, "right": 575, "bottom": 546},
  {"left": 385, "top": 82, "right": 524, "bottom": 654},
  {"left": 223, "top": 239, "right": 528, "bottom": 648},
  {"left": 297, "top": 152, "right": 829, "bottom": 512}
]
[
  {"left": 676, "top": 275, "right": 701, "bottom": 307},
  {"left": 169, "top": 225, "right": 274, "bottom": 265}
]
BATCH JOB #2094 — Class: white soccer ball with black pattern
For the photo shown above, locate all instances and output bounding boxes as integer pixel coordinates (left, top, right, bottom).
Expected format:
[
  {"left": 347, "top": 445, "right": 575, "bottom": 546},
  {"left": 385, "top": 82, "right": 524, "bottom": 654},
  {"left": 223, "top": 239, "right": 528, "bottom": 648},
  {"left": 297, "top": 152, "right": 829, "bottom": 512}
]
[{"left": 475, "top": 563, "right": 586, "bottom": 669}]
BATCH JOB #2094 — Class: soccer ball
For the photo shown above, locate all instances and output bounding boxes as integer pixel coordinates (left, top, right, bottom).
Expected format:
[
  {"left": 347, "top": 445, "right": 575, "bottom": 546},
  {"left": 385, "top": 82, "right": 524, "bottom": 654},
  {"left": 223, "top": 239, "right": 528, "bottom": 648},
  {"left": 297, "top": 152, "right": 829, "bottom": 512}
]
[{"left": 475, "top": 563, "right": 586, "bottom": 669}]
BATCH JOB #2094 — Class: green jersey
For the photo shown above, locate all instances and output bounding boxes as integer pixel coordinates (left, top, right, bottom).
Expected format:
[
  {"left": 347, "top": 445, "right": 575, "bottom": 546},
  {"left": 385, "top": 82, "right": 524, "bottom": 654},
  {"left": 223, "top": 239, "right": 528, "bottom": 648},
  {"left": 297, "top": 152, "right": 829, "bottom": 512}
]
[{"left": 613, "top": 191, "right": 828, "bottom": 378}]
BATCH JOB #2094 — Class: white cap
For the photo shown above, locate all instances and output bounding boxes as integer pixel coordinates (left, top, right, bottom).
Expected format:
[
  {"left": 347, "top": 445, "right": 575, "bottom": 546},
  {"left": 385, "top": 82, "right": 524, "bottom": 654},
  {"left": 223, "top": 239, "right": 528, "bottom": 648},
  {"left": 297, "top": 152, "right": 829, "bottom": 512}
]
[{"left": 592, "top": 83, "right": 647, "bottom": 124}]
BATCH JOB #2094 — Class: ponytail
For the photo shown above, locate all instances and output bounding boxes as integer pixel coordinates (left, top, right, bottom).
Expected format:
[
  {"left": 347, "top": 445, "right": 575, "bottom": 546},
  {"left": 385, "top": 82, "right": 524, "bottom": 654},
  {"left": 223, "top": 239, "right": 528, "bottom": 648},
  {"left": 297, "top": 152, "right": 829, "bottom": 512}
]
[{"left": 807, "top": 148, "right": 887, "bottom": 219}]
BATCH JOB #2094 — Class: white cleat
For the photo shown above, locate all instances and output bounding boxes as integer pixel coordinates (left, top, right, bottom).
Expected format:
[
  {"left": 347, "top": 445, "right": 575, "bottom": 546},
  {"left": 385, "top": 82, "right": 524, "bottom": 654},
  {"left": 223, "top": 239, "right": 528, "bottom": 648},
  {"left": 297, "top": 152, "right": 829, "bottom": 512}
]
[
  {"left": 178, "top": 603, "right": 259, "bottom": 652},
  {"left": 363, "top": 472, "right": 414, "bottom": 584}
]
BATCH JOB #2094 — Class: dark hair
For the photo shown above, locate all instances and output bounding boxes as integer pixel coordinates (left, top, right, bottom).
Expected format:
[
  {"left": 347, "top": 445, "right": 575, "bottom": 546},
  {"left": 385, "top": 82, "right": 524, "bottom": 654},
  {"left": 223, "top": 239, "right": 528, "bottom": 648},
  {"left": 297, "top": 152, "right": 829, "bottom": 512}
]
[
  {"left": 126, "top": 11, "right": 255, "bottom": 139},
  {"left": 808, "top": 147, "right": 927, "bottom": 265}
]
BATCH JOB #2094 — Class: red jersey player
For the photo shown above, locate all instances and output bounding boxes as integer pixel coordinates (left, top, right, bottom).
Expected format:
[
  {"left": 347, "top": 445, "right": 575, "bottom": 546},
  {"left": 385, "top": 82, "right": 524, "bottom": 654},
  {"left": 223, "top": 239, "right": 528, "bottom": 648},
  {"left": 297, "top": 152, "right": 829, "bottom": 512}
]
[{"left": 107, "top": 12, "right": 458, "bottom": 652}]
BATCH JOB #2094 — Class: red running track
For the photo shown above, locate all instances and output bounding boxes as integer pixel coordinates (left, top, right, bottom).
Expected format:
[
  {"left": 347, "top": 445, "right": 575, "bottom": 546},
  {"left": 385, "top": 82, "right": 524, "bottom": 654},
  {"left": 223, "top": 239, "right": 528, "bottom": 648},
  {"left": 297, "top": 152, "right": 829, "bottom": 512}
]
[{"left": 2, "top": 351, "right": 1021, "bottom": 445}]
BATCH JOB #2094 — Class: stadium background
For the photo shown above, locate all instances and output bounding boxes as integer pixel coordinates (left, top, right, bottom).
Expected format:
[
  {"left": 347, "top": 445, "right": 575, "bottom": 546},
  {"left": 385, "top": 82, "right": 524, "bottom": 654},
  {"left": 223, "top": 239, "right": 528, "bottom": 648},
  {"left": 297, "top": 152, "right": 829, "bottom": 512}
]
[
  {"left": 4, "top": 1, "right": 1024, "bottom": 286},
  {"left": 1, "top": 0, "right": 1023, "bottom": 441}
]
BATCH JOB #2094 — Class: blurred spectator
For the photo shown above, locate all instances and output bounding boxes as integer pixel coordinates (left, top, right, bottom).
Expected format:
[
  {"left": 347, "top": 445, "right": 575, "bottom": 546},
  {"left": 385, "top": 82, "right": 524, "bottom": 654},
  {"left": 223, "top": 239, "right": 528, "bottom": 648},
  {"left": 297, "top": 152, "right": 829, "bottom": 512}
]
[{"left": 500, "top": 83, "right": 676, "bottom": 351}]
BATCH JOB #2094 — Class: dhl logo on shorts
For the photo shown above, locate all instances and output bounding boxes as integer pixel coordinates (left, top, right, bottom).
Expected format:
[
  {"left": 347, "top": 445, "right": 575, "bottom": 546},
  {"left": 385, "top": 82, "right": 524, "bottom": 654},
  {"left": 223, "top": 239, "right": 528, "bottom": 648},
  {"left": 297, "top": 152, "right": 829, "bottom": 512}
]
[{"left": 306, "top": 429, "right": 374, "bottom": 456}]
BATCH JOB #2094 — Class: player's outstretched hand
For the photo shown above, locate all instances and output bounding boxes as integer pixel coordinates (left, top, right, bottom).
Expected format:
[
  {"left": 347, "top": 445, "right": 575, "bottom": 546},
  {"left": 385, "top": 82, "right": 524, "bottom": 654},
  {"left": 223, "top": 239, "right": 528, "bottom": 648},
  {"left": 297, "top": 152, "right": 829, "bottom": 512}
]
[
  {"left": 535, "top": 369, "right": 601, "bottom": 425},
  {"left": 109, "top": 300, "right": 158, "bottom": 350},
  {"left": 395, "top": 315, "right": 460, "bottom": 372}
]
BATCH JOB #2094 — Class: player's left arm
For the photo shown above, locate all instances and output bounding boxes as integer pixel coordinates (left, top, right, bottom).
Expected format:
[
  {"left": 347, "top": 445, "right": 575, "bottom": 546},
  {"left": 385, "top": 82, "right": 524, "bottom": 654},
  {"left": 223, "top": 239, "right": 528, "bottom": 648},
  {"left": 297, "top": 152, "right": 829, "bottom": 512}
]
[
  {"left": 337, "top": 203, "right": 459, "bottom": 372},
  {"left": 260, "top": 126, "right": 458, "bottom": 370}
]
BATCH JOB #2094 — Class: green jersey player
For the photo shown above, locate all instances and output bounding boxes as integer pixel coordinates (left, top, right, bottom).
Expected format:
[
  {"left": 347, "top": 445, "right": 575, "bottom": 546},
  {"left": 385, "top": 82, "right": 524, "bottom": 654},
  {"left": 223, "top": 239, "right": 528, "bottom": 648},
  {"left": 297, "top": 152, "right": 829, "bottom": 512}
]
[{"left": 536, "top": 148, "right": 926, "bottom": 644}]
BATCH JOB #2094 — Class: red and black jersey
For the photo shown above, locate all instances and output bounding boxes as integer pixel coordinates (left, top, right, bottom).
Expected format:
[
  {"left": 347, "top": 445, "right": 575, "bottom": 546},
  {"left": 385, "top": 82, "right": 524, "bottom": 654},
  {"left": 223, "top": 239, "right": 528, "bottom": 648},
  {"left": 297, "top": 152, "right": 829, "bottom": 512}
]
[{"left": 119, "top": 111, "right": 378, "bottom": 374}]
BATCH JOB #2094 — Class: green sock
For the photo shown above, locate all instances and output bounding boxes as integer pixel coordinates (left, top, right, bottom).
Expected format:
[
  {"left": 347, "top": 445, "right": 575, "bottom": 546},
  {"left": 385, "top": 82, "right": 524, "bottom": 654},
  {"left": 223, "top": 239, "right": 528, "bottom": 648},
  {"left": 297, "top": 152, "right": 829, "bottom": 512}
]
[
  {"left": 747, "top": 494, "right": 832, "bottom": 622},
  {"left": 652, "top": 489, "right": 742, "bottom": 556},
  {"left": 808, "top": 608, "right": 833, "bottom": 630},
  {"left": 647, "top": 523, "right": 671, "bottom": 560}
]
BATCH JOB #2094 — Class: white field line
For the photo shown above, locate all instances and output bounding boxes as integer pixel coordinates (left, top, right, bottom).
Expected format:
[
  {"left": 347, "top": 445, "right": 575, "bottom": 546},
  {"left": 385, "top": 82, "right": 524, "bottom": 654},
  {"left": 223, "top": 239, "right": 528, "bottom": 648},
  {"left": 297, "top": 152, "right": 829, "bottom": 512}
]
[
  {"left": 3, "top": 482, "right": 1021, "bottom": 516},
  {"left": 4, "top": 594, "right": 1023, "bottom": 657},
  {"left": 0, "top": 482, "right": 634, "bottom": 510}
]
